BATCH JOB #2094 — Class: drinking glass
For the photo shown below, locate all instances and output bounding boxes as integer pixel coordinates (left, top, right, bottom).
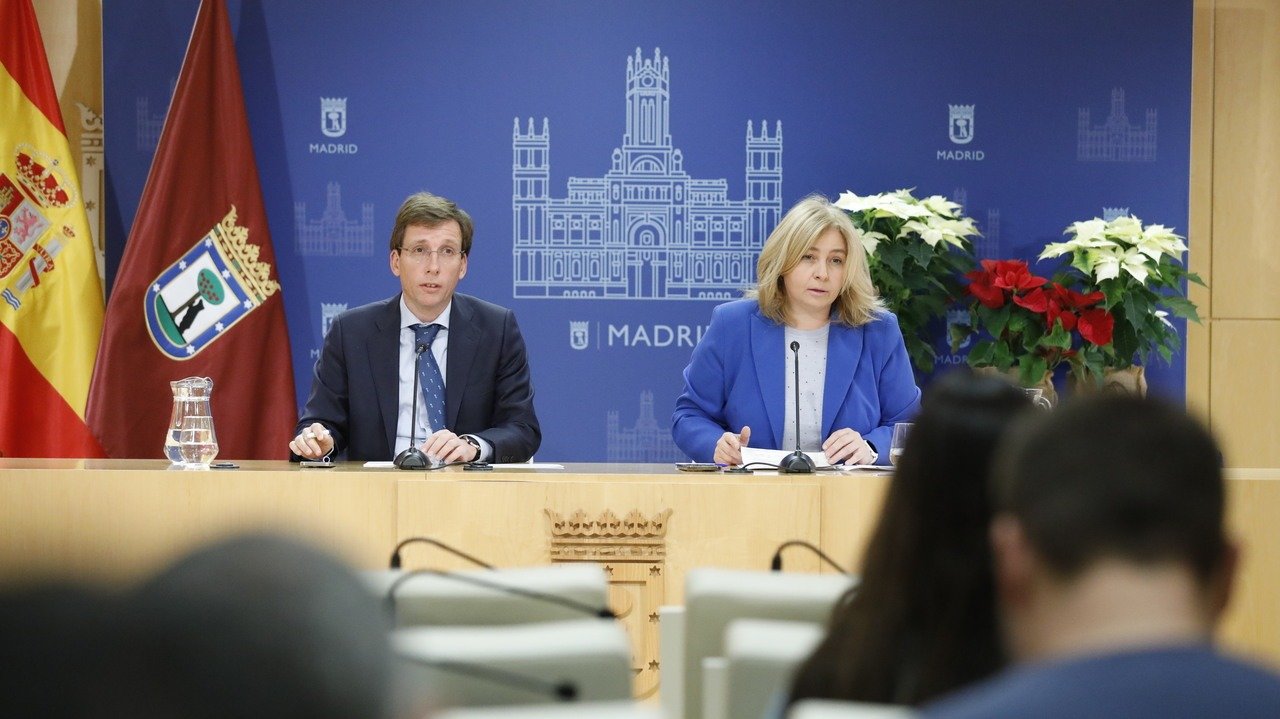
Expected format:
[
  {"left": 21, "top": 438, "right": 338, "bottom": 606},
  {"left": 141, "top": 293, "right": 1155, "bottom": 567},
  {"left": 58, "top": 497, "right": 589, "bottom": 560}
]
[
  {"left": 889, "top": 422, "right": 913, "bottom": 466},
  {"left": 178, "top": 416, "right": 219, "bottom": 469}
]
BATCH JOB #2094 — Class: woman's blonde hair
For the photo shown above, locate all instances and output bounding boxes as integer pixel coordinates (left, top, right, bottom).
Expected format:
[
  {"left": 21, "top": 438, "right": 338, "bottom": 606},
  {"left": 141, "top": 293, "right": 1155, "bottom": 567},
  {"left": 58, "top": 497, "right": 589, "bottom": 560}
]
[{"left": 748, "top": 194, "right": 884, "bottom": 326}]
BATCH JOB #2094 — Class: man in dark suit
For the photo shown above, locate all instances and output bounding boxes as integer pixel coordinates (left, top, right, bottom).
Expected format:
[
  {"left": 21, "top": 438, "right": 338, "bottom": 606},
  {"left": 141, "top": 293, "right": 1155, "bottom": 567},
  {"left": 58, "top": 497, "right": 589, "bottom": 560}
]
[{"left": 289, "top": 192, "right": 540, "bottom": 463}]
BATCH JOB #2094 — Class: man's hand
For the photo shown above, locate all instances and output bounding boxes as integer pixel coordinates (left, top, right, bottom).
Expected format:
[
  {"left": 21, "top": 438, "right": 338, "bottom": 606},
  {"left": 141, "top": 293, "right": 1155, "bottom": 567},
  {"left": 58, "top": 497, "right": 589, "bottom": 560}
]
[
  {"left": 714, "top": 426, "right": 751, "bottom": 466},
  {"left": 421, "top": 429, "right": 479, "bottom": 464},
  {"left": 289, "top": 422, "right": 334, "bottom": 460},
  {"left": 823, "top": 428, "right": 874, "bottom": 465}
]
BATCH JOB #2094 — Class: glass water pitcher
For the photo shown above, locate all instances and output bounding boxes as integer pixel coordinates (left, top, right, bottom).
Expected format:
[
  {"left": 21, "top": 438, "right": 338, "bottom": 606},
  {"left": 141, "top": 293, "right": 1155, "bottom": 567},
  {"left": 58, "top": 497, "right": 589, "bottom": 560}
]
[{"left": 165, "top": 377, "right": 218, "bottom": 467}]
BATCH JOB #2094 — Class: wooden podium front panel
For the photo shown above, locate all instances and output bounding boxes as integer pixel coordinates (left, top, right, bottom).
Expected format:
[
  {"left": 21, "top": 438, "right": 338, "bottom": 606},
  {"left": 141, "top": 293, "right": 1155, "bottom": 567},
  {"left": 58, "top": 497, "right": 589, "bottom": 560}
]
[
  {"left": 394, "top": 465, "right": 824, "bottom": 598},
  {"left": 395, "top": 465, "right": 823, "bottom": 697},
  {"left": 0, "top": 459, "right": 396, "bottom": 583},
  {"left": 4, "top": 461, "right": 1280, "bottom": 675},
  {"left": 819, "top": 472, "right": 893, "bottom": 573}
]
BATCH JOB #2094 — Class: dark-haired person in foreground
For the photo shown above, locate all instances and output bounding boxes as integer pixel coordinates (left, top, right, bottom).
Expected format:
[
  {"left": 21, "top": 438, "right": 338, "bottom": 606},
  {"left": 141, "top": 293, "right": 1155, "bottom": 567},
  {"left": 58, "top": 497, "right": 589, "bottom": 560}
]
[
  {"left": 0, "top": 582, "right": 120, "bottom": 717},
  {"left": 290, "top": 191, "right": 540, "bottom": 463},
  {"left": 786, "top": 371, "right": 1029, "bottom": 708},
  {"left": 107, "top": 534, "right": 394, "bottom": 719},
  {"left": 926, "top": 395, "right": 1280, "bottom": 719}
]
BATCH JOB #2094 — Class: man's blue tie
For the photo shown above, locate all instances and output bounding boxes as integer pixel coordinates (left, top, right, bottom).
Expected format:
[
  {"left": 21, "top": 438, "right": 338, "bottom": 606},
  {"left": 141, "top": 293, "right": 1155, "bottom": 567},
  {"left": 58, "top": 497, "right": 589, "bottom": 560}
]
[{"left": 412, "top": 323, "right": 446, "bottom": 435}]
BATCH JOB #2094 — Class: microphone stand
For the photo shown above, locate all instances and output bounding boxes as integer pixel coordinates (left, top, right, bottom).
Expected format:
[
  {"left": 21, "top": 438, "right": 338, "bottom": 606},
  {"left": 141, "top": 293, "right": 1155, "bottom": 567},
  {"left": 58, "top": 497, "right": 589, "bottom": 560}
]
[
  {"left": 394, "top": 342, "right": 430, "bottom": 470},
  {"left": 779, "top": 340, "right": 816, "bottom": 474}
]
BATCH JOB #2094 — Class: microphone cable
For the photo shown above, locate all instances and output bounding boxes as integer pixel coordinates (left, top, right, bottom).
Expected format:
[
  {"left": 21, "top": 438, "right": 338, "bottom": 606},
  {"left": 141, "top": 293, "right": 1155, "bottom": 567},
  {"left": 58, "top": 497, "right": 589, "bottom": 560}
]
[
  {"left": 389, "top": 537, "right": 494, "bottom": 570},
  {"left": 397, "top": 654, "right": 577, "bottom": 701},
  {"left": 769, "top": 539, "right": 850, "bottom": 574}
]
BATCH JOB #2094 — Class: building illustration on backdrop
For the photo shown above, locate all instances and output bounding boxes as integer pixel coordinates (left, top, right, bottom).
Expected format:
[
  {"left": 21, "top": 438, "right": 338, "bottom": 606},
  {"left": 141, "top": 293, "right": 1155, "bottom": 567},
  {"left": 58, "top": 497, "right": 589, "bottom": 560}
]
[
  {"left": 294, "top": 182, "right": 374, "bottom": 256},
  {"left": 513, "top": 48, "right": 783, "bottom": 300},
  {"left": 135, "top": 96, "right": 164, "bottom": 152},
  {"left": 1077, "top": 88, "right": 1157, "bottom": 162},
  {"left": 950, "top": 187, "right": 1001, "bottom": 260},
  {"left": 607, "top": 391, "right": 686, "bottom": 462}
]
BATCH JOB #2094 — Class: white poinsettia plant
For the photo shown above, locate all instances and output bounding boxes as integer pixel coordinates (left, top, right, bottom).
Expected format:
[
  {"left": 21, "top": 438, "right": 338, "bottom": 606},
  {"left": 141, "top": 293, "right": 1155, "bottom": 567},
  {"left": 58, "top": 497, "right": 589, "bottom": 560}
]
[
  {"left": 835, "top": 189, "right": 978, "bottom": 255},
  {"left": 1039, "top": 214, "right": 1203, "bottom": 371},
  {"left": 834, "top": 189, "right": 979, "bottom": 374}
]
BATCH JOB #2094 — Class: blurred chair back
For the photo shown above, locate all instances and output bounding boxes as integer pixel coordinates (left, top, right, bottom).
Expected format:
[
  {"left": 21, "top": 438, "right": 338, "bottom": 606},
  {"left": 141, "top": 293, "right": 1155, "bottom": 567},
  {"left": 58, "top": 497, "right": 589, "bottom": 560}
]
[
  {"left": 658, "top": 605, "right": 685, "bottom": 719},
  {"left": 722, "top": 619, "right": 824, "bottom": 719},
  {"left": 682, "top": 567, "right": 855, "bottom": 719},
  {"left": 393, "top": 618, "right": 632, "bottom": 709},
  {"left": 435, "top": 700, "right": 661, "bottom": 718},
  {"left": 366, "top": 563, "right": 609, "bottom": 626},
  {"left": 788, "top": 699, "right": 917, "bottom": 718}
]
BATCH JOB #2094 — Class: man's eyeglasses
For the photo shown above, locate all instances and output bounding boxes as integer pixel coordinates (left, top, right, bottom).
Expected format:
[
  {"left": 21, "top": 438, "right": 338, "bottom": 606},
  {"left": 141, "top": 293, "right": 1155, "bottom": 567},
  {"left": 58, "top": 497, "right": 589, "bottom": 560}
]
[{"left": 399, "top": 245, "right": 464, "bottom": 263}]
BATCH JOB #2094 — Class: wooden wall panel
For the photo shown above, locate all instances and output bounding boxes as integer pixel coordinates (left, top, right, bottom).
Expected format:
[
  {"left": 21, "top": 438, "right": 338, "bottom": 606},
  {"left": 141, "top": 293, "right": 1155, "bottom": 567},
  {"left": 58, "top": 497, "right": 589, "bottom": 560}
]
[
  {"left": 1191, "top": 0, "right": 1280, "bottom": 467},
  {"left": 1210, "top": 321, "right": 1280, "bottom": 466},
  {"left": 1186, "top": 0, "right": 1215, "bottom": 414},
  {"left": 1220, "top": 469, "right": 1280, "bottom": 665},
  {"left": 1210, "top": 0, "right": 1280, "bottom": 318}
]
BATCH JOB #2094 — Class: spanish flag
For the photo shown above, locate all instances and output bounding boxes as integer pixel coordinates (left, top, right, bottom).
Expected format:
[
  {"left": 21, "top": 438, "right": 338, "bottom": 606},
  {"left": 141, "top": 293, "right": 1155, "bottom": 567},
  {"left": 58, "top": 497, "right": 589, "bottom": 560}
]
[{"left": 0, "top": 0, "right": 104, "bottom": 458}]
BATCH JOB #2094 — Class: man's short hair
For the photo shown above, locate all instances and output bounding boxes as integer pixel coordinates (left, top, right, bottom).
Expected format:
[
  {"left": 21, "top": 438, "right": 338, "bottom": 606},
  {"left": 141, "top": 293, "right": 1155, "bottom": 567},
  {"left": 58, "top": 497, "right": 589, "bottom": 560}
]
[
  {"left": 993, "top": 394, "right": 1226, "bottom": 584},
  {"left": 389, "top": 191, "right": 474, "bottom": 255}
]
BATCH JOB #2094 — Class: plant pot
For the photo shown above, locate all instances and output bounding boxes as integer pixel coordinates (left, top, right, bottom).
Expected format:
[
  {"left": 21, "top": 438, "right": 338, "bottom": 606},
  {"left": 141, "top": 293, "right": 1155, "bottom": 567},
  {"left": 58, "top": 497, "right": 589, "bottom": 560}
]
[
  {"left": 1072, "top": 366, "right": 1148, "bottom": 397},
  {"left": 974, "top": 366, "right": 1058, "bottom": 406}
]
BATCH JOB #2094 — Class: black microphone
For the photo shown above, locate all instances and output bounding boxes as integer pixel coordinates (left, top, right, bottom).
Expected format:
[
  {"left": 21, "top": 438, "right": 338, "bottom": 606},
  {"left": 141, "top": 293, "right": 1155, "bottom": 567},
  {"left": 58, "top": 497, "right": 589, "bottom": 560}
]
[
  {"left": 779, "top": 340, "right": 816, "bottom": 474},
  {"left": 390, "top": 536, "right": 495, "bottom": 570},
  {"left": 397, "top": 654, "right": 577, "bottom": 701},
  {"left": 394, "top": 342, "right": 430, "bottom": 470},
  {"left": 769, "top": 539, "right": 850, "bottom": 574},
  {"left": 385, "top": 568, "right": 617, "bottom": 620}
]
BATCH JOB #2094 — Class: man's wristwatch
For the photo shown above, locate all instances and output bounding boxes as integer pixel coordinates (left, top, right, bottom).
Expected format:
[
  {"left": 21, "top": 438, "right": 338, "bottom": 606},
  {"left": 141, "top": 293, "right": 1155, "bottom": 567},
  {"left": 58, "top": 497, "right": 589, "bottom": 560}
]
[{"left": 461, "top": 435, "right": 482, "bottom": 462}]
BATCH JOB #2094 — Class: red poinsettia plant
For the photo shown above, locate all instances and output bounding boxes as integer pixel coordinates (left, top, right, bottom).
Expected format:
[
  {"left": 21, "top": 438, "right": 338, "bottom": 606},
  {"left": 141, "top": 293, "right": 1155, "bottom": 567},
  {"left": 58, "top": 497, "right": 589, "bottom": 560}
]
[{"left": 952, "top": 259, "right": 1116, "bottom": 386}]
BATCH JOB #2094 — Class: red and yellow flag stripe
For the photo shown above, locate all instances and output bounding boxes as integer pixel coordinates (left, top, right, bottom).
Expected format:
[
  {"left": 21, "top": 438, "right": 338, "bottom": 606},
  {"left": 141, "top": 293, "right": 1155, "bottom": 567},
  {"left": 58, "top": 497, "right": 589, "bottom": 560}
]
[{"left": 0, "top": 0, "right": 104, "bottom": 457}]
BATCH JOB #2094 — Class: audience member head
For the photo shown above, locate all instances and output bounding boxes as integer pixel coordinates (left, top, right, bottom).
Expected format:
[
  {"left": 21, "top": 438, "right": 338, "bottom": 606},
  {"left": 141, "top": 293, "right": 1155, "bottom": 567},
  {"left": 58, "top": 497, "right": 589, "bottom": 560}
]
[
  {"left": 107, "top": 533, "right": 393, "bottom": 719},
  {"left": 990, "top": 393, "right": 1233, "bottom": 662},
  {"left": 789, "top": 370, "right": 1031, "bottom": 706},
  {"left": 0, "top": 582, "right": 119, "bottom": 718},
  {"left": 751, "top": 194, "right": 884, "bottom": 327}
]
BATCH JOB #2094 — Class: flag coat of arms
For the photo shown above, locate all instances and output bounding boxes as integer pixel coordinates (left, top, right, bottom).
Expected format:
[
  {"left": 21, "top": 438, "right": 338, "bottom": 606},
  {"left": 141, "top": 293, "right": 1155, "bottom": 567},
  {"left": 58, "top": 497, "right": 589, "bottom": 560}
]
[
  {"left": 88, "top": 0, "right": 296, "bottom": 459},
  {"left": 144, "top": 207, "right": 279, "bottom": 359},
  {"left": 0, "top": 0, "right": 105, "bottom": 457}
]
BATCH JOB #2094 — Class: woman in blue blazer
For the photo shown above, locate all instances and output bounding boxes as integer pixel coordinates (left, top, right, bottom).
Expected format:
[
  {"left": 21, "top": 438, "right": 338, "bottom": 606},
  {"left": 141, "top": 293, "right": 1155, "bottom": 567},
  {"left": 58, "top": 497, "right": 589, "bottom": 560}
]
[{"left": 672, "top": 195, "right": 921, "bottom": 465}]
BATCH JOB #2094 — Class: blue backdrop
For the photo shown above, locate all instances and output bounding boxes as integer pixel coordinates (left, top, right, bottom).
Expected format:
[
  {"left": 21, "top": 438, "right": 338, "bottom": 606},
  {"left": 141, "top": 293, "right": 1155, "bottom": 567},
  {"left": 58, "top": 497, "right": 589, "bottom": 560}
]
[{"left": 103, "top": 0, "right": 1194, "bottom": 461}]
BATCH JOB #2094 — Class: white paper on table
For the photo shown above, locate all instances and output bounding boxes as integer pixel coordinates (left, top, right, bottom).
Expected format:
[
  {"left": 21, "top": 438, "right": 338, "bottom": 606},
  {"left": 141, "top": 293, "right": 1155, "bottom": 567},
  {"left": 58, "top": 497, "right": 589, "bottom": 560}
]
[
  {"left": 490, "top": 462, "right": 565, "bottom": 469},
  {"left": 362, "top": 460, "right": 446, "bottom": 469},
  {"left": 362, "top": 461, "right": 564, "bottom": 470},
  {"left": 739, "top": 446, "right": 832, "bottom": 468},
  {"left": 737, "top": 447, "right": 891, "bottom": 471}
]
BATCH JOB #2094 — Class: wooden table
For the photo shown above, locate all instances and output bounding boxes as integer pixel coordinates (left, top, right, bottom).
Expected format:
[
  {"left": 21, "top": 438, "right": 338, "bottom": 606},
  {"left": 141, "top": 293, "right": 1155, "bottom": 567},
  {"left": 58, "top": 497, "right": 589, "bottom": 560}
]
[{"left": 2, "top": 460, "right": 1277, "bottom": 692}]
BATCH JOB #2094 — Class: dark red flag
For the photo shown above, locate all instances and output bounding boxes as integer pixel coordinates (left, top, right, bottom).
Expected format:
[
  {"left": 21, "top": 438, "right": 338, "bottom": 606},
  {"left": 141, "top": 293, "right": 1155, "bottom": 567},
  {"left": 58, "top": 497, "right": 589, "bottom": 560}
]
[{"left": 88, "top": 0, "right": 296, "bottom": 459}]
